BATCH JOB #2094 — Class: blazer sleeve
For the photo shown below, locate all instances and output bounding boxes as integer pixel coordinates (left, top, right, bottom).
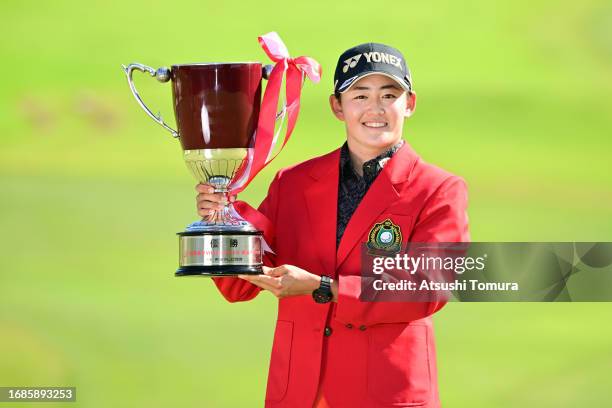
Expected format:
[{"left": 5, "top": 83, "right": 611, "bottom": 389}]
[
  {"left": 211, "top": 172, "right": 282, "bottom": 303},
  {"left": 334, "top": 176, "right": 470, "bottom": 326}
]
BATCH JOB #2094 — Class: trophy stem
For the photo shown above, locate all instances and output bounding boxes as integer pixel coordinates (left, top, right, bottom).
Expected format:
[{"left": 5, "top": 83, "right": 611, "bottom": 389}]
[{"left": 205, "top": 199, "right": 243, "bottom": 227}]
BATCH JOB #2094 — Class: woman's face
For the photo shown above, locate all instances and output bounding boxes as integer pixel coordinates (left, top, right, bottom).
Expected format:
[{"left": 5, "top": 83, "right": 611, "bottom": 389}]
[{"left": 330, "top": 74, "right": 416, "bottom": 154}]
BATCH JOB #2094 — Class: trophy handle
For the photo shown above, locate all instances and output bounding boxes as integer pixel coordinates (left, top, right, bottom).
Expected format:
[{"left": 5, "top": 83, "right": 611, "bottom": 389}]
[
  {"left": 122, "top": 63, "right": 179, "bottom": 138},
  {"left": 262, "top": 64, "right": 274, "bottom": 80}
]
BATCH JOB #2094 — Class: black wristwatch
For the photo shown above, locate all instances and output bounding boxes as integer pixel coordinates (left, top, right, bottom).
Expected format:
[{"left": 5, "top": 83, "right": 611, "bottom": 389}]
[{"left": 312, "top": 275, "right": 333, "bottom": 304}]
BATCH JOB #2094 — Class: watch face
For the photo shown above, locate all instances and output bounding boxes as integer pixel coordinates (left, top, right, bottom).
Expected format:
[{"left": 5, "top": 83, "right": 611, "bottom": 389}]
[{"left": 313, "top": 289, "right": 332, "bottom": 303}]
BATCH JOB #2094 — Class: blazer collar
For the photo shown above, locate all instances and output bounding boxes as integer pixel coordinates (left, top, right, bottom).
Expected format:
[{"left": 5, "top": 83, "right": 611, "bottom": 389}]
[
  {"left": 304, "top": 149, "right": 341, "bottom": 275},
  {"left": 308, "top": 149, "right": 340, "bottom": 181}
]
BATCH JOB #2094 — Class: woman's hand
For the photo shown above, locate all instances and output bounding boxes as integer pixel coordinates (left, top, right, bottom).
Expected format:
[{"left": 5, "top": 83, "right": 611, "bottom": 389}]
[
  {"left": 195, "top": 183, "right": 236, "bottom": 219},
  {"left": 238, "top": 265, "right": 323, "bottom": 299}
]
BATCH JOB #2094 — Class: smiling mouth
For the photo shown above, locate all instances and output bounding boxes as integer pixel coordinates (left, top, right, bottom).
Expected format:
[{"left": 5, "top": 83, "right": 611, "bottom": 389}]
[{"left": 362, "top": 121, "right": 388, "bottom": 128}]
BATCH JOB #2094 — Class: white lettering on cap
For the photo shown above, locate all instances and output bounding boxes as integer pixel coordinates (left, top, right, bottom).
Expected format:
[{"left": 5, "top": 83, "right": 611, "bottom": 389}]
[{"left": 364, "top": 52, "right": 402, "bottom": 69}]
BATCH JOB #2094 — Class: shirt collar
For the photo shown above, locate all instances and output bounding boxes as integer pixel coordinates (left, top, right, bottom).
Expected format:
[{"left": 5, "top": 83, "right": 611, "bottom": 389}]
[{"left": 339, "top": 140, "right": 405, "bottom": 183}]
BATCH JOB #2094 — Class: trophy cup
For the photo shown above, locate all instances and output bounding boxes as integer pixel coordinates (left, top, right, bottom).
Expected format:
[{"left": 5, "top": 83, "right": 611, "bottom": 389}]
[{"left": 122, "top": 33, "right": 321, "bottom": 277}]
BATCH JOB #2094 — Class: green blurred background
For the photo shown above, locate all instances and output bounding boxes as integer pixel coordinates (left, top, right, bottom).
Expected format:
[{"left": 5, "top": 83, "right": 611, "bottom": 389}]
[{"left": 1, "top": 0, "right": 611, "bottom": 406}]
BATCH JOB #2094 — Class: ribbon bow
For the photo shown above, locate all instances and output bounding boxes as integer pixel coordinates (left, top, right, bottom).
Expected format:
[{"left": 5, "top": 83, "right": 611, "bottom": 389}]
[{"left": 230, "top": 32, "right": 321, "bottom": 194}]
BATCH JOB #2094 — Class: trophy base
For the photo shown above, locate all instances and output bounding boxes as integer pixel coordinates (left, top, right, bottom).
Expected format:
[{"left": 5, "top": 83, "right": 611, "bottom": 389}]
[
  {"left": 175, "top": 264, "right": 262, "bottom": 277},
  {"left": 177, "top": 225, "right": 263, "bottom": 278}
]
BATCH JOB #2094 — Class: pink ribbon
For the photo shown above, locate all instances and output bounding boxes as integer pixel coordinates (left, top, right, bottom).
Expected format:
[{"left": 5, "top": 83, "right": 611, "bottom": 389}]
[{"left": 230, "top": 32, "right": 321, "bottom": 194}]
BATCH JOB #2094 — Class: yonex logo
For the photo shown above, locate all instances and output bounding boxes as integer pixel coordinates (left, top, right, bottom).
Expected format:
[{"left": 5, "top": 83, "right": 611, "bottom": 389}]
[
  {"left": 342, "top": 52, "right": 403, "bottom": 74},
  {"left": 342, "top": 54, "right": 362, "bottom": 73}
]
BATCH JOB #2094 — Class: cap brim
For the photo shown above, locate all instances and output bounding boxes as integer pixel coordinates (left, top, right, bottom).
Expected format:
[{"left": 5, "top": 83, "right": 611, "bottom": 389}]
[{"left": 338, "top": 71, "right": 411, "bottom": 93}]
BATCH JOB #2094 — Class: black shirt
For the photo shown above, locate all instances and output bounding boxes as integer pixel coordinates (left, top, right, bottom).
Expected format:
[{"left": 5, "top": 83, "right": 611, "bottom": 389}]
[{"left": 336, "top": 140, "right": 404, "bottom": 247}]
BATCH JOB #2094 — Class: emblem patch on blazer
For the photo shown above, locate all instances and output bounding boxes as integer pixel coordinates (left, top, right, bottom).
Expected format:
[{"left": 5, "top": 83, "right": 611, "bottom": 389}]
[{"left": 367, "top": 218, "right": 402, "bottom": 255}]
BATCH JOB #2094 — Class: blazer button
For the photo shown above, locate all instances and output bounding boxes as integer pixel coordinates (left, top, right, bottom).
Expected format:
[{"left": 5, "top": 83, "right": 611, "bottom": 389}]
[
  {"left": 324, "top": 327, "right": 333, "bottom": 337},
  {"left": 359, "top": 325, "right": 367, "bottom": 331},
  {"left": 346, "top": 324, "right": 353, "bottom": 329}
]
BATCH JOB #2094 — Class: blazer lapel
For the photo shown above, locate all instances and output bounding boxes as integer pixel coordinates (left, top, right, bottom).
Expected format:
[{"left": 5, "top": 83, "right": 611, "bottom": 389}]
[
  {"left": 303, "top": 149, "right": 341, "bottom": 276},
  {"left": 336, "top": 142, "right": 419, "bottom": 269}
]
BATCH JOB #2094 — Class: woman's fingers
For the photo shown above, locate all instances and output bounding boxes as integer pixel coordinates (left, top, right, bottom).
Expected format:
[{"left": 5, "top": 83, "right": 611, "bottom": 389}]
[
  {"left": 195, "top": 183, "right": 214, "bottom": 194},
  {"left": 195, "top": 183, "right": 227, "bottom": 215},
  {"left": 195, "top": 183, "right": 239, "bottom": 219},
  {"left": 196, "top": 192, "right": 226, "bottom": 203},
  {"left": 238, "top": 274, "right": 282, "bottom": 293},
  {"left": 197, "top": 194, "right": 226, "bottom": 208}
]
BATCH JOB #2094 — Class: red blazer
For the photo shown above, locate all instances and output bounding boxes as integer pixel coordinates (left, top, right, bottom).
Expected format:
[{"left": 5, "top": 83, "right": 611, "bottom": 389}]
[{"left": 213, "top": 142, "right": 470, "bottom": 407}]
